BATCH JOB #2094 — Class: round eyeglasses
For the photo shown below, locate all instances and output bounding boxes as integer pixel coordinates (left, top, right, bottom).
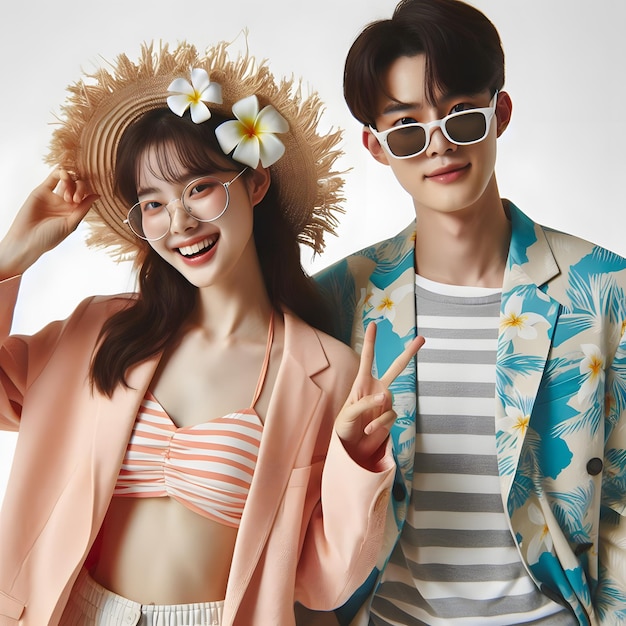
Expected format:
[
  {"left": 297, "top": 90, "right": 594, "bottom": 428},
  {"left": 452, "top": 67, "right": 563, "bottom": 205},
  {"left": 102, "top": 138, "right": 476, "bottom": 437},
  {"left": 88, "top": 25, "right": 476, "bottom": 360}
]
[
  {"left": 369, "top": 91, "right": 498, "bottom": 159},
  {"left": 123, "top": 168, "right": 248, "bottom": 241}
]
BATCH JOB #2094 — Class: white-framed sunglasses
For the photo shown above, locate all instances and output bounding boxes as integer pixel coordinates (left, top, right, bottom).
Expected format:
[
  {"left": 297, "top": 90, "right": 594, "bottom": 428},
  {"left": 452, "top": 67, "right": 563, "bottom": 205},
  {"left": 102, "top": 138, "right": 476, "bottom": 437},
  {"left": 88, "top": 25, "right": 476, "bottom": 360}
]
[{"left": 369, "top": 91, "right": 499, "bottom": 159}]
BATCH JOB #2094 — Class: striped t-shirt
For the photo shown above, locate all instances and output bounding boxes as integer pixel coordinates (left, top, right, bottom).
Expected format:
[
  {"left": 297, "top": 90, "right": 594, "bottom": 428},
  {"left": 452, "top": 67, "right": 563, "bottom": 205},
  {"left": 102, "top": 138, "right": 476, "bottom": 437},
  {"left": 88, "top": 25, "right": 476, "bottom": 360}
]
[{"left": 370, "top": 276, "right": 575, "bottom": 625}]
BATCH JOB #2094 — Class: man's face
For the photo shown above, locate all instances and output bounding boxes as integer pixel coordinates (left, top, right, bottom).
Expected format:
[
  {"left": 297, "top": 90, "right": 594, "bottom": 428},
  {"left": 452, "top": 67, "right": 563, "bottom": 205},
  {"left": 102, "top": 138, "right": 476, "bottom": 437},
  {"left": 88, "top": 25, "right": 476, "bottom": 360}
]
[{"left": 364, "top": 54, "right": 508, "bottom": 219}]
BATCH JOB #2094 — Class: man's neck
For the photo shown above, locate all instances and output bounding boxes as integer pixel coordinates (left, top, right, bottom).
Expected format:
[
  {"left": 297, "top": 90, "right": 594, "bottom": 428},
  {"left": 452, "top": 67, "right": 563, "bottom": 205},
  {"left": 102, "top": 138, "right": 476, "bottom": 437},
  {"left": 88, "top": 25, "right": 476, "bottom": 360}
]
[{"left": 414, "top": 196, "right": 511, "bottom": 288}]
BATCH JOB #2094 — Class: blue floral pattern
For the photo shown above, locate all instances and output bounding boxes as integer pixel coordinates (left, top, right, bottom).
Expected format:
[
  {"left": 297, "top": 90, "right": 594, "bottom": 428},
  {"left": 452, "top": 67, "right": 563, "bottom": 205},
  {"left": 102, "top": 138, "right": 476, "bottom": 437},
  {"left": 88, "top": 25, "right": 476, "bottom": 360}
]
[{"left": 316, "top": 203, "right": 626, "bottom": 625}]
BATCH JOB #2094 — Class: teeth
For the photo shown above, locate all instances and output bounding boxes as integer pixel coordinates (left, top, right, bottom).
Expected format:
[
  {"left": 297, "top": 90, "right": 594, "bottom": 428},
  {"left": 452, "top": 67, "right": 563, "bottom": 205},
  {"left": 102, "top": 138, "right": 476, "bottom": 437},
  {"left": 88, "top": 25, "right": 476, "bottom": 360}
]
[{"left": 179, "top": 236, "right": 216, "bottom": 257}]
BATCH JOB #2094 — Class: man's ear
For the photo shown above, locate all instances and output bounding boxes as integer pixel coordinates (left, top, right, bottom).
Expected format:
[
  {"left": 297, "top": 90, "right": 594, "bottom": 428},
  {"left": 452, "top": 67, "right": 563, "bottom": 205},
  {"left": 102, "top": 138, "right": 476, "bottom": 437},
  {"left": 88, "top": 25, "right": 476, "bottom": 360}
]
[
  {"left": 248, "top": 166, "right": 272, "bottom": 206},
  {"left": 495, "top": 91, "right": 513, "bottom": 137},
  {"left": 362, "top": 127, "right": 390, "bottom": 166}
]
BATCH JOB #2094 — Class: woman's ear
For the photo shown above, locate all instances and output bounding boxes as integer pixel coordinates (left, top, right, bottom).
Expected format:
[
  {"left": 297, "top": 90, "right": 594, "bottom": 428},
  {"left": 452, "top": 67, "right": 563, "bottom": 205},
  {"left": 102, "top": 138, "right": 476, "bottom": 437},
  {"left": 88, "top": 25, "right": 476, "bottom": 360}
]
[
  {"left": 495, "top": 91, "right": 513, "bottom": 137},
  {"left": 247, "top": 166, "right": 271, "bottom": 206}
]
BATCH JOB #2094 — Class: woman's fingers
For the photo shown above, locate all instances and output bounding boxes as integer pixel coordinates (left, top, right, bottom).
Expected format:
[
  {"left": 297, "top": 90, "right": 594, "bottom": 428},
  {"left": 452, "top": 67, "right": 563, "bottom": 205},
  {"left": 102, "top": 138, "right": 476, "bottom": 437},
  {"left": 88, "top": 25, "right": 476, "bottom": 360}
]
[
  {"left": 339, "top": 392, "right": 387, "bottom": 425},
  {"left": 72, "top": 178, "right": 91, "bottom": 204},
  {"left": 379, "top": 335, "right": 425, "bottom": 388},
  {"left": 356, "top": 322, "right": 377, "bottom": 380},
  {"left": 363, "top": 409, "right": 397, "bottom": 436}
]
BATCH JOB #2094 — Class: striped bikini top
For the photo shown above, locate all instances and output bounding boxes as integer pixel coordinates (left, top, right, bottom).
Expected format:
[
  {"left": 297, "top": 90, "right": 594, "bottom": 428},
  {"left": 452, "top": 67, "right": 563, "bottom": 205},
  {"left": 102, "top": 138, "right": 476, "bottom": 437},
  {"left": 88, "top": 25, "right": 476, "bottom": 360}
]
[{"left": 114, "top": 316, "right": 273, "bottom": 528}]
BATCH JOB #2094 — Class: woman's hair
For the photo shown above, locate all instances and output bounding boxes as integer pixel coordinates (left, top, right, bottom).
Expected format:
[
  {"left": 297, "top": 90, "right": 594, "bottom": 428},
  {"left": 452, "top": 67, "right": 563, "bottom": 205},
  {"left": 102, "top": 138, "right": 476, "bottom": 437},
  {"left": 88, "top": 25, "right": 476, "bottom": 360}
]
[
  {"left": 344, "top": 0, "right": 505, "bottom": 126},
  {"left": 90, "top": 108, "right": 332, "bottom": 396}
]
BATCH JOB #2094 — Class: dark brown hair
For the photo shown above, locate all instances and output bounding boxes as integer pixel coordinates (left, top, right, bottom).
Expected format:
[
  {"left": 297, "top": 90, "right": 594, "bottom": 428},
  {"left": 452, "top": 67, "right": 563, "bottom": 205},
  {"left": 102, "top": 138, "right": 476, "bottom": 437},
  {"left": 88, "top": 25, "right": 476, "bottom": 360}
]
[
  {"left": 344, "top": 0, "right": 505, "bottom": 126},
  {"left": 90, "top": 108, "right": 332, "bottom": 395}
]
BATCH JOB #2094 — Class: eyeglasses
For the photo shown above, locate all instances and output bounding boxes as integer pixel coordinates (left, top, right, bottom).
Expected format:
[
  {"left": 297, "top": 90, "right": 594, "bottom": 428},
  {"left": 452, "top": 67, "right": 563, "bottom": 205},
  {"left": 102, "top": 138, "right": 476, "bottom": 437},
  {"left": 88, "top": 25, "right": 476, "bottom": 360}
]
[
  {"left": 369, "top": 91, "right": 498, "bottom": 159},
  {"left": 124, "top": 168, "right": 248, "bottom": 241}
]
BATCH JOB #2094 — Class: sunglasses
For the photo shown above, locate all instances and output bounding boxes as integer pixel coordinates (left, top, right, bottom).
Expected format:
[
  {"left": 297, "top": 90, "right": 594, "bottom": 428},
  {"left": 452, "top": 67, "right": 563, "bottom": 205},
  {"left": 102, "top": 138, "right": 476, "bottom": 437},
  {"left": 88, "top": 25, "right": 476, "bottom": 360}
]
[{"left": 369, "top": 91, "right": 498, "bottom": 159}]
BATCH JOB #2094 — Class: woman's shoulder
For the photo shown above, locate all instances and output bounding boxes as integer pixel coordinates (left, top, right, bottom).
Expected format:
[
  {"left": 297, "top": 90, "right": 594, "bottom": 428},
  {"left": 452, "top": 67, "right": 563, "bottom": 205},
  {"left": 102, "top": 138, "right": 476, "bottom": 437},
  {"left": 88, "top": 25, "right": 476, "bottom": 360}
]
[
  {"left": 87, "top": 291, "right": 138, "bottom": 308},
  {"left": 283, "top": 311, "right": 358, "bottom": 370},
  {"left": 60, "top": 292, "right": 138, "bottom": 330},
  {"left": 315, "top": 327, "right": 359, "bottom": 366}
]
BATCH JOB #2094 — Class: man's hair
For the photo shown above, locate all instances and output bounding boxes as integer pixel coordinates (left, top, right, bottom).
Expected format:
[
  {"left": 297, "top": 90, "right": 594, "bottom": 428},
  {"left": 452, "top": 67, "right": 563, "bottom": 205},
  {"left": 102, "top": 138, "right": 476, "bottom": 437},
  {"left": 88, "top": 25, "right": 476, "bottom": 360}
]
[{"left": 344, "top": 0, "right": 505, "bottom": 126}]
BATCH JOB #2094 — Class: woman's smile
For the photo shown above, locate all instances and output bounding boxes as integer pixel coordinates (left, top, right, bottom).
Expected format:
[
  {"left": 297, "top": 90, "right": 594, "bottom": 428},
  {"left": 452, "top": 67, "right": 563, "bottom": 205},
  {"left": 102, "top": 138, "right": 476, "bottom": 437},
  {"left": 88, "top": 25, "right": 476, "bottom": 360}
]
[{"left": 177, "top": 234, "right": 219, "bottom": 258}]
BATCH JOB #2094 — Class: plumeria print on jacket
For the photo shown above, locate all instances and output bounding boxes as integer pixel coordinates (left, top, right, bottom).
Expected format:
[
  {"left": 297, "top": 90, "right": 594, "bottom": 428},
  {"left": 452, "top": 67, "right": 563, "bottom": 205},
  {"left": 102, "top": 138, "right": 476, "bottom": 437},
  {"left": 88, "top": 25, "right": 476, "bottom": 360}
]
[{"left": 317, "top": 202, "right": 626, "bottom": 625}]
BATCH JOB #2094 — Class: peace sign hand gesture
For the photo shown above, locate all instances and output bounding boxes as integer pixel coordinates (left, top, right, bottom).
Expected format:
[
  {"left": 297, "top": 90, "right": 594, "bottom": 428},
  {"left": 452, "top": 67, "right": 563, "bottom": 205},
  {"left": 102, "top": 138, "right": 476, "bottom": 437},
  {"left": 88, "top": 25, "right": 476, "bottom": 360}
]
[{"left": 335, "top": 322, "right": 425, "bottom": 469}]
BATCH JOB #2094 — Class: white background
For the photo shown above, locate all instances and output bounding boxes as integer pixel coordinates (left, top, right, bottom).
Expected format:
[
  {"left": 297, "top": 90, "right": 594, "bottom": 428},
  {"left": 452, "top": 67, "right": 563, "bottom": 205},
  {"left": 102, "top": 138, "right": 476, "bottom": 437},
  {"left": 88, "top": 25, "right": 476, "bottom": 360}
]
[{"left": 1, "top": 0, "right": 626, "bottom": 499}]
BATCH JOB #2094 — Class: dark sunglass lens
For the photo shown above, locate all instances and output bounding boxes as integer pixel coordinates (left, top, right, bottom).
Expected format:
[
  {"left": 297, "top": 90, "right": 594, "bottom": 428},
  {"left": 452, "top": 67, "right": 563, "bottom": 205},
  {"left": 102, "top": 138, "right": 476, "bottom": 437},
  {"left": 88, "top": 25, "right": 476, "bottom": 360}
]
[
  {"left": 445, "top": 112, "right": 487, "bottom": 143},
  {"left": 387, "top": 125, "right": 427, "bottom": 157}
]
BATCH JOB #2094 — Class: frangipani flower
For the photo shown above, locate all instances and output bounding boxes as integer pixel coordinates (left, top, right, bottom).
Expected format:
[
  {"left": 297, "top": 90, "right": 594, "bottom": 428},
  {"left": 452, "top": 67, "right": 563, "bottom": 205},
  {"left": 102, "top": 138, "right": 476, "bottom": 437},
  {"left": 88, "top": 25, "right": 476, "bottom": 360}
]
[
  {"left": 527, "top": 502, "right": 553, "bottom": 564},
  {"left": 365, "top": 284, "right": 413, "bottom": 324},
  {"left": 500, "top": 294, "right": 545, "bottom": 342},
  {"left": 500, "top": 404, "right": 530, "bottom": 438},
  {"left": 578, "top": 343, "right": 605, "bottom": 404},
  {"left": 167, "top": 68, "right": 223, "bottom": 124},
  {"left": 215, "top": 95, "right": 288, "bottom": 168}
]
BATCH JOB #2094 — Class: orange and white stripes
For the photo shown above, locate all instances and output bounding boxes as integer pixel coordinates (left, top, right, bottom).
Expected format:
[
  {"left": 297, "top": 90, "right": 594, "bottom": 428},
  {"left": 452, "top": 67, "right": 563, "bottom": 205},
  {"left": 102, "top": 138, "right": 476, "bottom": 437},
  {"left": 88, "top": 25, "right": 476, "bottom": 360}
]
[{"left": 114, "top": 392, "right": 263, "bottom": 528}]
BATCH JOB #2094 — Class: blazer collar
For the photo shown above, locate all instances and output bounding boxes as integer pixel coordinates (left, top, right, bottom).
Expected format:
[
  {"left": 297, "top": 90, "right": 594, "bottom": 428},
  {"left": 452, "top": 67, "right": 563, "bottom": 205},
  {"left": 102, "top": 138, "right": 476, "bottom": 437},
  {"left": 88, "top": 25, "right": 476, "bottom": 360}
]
[
  {"left": 505, "top": 200, "right": 561, "bottom": 290},
  {"left": 376, "top": 204, "right": 560, "bottom": 293}
]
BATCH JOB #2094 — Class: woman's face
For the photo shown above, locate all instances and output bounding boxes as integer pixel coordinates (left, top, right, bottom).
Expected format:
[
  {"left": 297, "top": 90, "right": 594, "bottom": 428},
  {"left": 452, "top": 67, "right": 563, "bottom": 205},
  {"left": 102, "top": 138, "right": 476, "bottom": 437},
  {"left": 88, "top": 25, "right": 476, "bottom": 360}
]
[{"left": 136, "top": 146, "right": 267, "bottom": 292}]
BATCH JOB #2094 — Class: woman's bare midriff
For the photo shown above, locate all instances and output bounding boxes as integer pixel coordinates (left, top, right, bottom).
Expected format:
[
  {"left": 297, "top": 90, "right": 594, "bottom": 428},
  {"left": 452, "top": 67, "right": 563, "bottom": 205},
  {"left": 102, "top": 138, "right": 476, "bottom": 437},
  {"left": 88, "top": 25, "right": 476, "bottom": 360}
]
[{"left": 92, "top": 496, "right": 238, "bottom": 604}]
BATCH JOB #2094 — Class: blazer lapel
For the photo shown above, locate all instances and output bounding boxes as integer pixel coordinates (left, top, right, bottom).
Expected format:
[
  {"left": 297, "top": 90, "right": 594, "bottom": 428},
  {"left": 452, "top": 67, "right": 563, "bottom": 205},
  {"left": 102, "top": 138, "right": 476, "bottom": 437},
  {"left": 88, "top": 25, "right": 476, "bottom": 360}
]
[
  {"left": 360, "top": 223, "right": 417, "bottom": 506},
  {"left": 496, "top": 204, "right": 562, "bottom": 499},
  {"left": 224, "top": 312, "right": 330, "bottom": 620},
  {"left": 88, "top": 355, "right": 162, "bottom": 525},
  {"left": 48, "top": 354, "right": 162, "bottom": 622}
]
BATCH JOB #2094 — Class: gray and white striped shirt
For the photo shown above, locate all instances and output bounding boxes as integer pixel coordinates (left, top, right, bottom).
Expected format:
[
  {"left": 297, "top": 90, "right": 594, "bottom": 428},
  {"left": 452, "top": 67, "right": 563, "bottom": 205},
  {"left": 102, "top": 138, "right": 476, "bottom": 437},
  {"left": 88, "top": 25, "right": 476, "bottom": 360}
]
[{"left": 370, "top": 276, "right": 575, "bottom": 626}]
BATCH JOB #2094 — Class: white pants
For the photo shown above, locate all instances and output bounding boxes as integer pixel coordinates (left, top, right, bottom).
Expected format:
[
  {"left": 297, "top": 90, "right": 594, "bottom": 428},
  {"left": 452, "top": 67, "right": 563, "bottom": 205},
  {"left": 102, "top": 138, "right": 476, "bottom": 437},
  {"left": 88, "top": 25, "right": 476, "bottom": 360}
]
[{"left": 60, "top": 569, "right": 224, "bottom": 626}]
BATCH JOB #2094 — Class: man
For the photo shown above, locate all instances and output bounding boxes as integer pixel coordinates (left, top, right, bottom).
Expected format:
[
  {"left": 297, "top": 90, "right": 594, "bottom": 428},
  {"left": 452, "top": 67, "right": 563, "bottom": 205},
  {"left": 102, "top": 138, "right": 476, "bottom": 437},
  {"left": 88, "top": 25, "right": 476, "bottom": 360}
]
[{"left": 311, "top": 0, "right": 626, "bottom": 623}]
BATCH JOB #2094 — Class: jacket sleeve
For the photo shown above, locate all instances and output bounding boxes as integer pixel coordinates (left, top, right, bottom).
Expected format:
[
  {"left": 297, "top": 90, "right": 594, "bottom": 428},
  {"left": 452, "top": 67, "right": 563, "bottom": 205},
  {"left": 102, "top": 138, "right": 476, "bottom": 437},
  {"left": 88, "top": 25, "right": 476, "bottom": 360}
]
[
  {"left": 294, "top": 424, "right": 394, "bottom": 610},
  {"left": 0, "top": 277, "right": 110, "bottom": 432},
  {"left": 0, "top": 277, "right": 32, "bottom": 431},
  {"left": 0, "top": 276, "right": 86, "bottom": 432},
  {"left": 596, "top": 323, "right": 626, "bottom": 622}
]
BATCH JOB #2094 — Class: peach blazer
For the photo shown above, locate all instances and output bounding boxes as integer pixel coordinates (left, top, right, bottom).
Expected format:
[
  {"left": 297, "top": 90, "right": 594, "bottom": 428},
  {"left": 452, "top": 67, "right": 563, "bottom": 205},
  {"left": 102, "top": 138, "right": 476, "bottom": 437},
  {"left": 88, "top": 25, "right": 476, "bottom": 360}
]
[{"left": 0, "top": 276, "right": 393, "bottom": 626}]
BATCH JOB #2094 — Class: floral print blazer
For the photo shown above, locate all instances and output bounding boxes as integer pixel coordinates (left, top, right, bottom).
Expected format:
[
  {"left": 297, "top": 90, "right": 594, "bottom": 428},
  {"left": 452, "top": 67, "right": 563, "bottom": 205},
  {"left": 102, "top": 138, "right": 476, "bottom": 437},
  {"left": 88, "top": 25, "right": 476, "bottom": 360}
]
[{"left": 316, "top": 202, "right": 626, "bottom": 625}]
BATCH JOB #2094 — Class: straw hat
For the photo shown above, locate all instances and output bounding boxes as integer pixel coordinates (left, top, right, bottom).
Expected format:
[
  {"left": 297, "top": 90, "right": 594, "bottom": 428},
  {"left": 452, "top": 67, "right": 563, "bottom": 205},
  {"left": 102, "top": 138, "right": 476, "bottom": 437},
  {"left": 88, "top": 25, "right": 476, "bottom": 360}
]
[{"left": 46, "top": 39, "right": 344, "bottom": 262}]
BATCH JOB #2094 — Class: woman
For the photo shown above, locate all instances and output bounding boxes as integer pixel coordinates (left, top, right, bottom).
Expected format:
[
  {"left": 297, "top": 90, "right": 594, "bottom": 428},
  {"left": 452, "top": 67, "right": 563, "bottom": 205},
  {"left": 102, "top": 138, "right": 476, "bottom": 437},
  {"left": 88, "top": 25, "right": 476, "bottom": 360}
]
[{"left": 0, "top": 41, "right": 422, "bottom": 625}]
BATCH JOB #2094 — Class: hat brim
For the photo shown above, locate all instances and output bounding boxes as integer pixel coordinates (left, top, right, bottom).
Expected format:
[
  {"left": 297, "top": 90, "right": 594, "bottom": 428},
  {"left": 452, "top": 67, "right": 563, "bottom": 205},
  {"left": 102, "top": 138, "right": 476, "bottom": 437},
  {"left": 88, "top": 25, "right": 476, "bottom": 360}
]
[{"left": 46, "top": 41, "right": 344, "bottom": 263}]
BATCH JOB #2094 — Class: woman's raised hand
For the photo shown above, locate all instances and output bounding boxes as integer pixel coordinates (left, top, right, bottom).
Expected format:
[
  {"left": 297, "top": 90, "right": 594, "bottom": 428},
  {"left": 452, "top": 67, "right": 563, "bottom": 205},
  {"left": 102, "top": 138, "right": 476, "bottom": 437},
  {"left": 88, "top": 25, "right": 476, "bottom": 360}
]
[
  {"left": 0, "top": 169, "right": 98, "bottom": 279},
  {"left": 335, "top": 322, "right": 425, "bottom": 469}
]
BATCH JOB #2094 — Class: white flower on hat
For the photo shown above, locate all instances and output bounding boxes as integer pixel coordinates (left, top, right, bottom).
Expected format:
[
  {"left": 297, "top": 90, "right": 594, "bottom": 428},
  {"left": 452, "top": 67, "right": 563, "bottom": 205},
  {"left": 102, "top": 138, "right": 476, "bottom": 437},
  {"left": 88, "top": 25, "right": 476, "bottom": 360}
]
[
  {"left": 215, "top": 95, "right": 289, "bottom": 168},
  {"left": 167, "top": 68, "right": 223, "bottom": 123}
]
